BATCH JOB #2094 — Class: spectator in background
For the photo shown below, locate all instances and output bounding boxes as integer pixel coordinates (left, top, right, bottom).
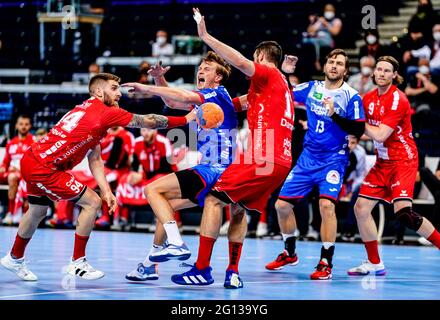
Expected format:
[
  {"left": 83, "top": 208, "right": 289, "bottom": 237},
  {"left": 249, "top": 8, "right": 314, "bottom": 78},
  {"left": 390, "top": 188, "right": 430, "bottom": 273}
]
[
  {"left": 88, "top": 62, "right": 102, "bottom": 79},
  {"left": 1, "top": 115, "right": 34, "bottom": 226},
  {"left": 35, "top": 128, "right": 47, "bottom": 141},
  {"left": 400, "top": 23, "right": 431, "bottom": 74},
  {"left": 138, "top": 61, "right": 153, "bottom": 85},
  {"left": 115, "top": 128, "right": 178, "bottom": 228},
  {"left": 408, "top": 0, "right": 437, "bottom": 42},
  {"left": 405, "top": 58, "right": 440, "bottom": 113},
  {"left": 429, "top": 22, "right": 440, "bottom": 76},
  {"left": 152, "top": 30, "right": 174, "bottom": 57},
  {"left": 359, "top": 30, "right": 389, "bottom": 61},
  {"left": 302, "top": 3, "right": 342, "bottom": 71},
  {"left": 348, "top": 55, "right": 376, "bottom": 97}
]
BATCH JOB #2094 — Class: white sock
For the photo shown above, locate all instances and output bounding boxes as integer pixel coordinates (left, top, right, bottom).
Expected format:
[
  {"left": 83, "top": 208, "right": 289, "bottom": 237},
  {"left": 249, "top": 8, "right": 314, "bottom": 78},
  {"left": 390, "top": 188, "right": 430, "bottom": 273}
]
[
  {"left": 323, "top": 242, "right": 334, "bottom": 249},
  {"left": 281, "top": 232, "right": 296, "bottom": 242},
  {"left": 144, "top": 244, "right": 163, "bottom": 265},
  {"left": 163, "top": 221, "right": 184, "bottom": 246}
]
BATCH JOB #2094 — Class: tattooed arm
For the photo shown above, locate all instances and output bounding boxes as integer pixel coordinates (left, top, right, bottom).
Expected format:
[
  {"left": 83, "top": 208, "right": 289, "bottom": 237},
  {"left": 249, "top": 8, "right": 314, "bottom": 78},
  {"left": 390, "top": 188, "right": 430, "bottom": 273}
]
[{"left": 126, "top": 113, "right": 191, "bottom": 129}]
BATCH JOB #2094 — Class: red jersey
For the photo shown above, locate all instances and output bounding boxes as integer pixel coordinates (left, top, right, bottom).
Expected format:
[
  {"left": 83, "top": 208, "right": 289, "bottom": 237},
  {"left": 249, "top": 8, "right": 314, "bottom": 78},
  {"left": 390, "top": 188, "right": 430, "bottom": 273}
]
[
  {"left": 31, "top": 97, "right": 133, "bottom": 171},
  {"left": 362, "top": 85, "right": 418, "bottom": 161},
  {"left": 247, "top": 62, "right": 294, "bottom": 168},
  {"left": 101, "top": 128, "right": 135, "bottom": 169},
  {"left": 133, "top": 133, "right": 175, "bottom": 177},
  {"left": 1, "top": 133, "right": 34, "bottom": 171}
]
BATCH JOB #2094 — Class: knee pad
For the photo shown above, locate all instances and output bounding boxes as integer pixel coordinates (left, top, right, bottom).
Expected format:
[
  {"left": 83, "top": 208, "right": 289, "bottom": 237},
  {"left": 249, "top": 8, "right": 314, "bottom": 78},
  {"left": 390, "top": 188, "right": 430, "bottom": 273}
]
[{"left": 395, "top": 206, "right": 423, "bottom": 231}]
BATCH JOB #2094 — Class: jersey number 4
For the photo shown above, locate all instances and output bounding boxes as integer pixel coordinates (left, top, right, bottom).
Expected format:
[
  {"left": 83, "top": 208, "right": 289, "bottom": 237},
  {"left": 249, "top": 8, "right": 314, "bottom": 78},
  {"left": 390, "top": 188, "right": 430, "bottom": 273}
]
[{"left": 58, "top": 111, "right": 86, "bottom": 133}]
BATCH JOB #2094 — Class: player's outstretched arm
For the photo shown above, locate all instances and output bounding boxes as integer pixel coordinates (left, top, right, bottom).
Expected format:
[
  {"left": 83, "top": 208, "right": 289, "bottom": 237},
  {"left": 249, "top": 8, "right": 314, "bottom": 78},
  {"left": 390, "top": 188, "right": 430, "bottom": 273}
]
[
  {"left": 193, "top": 8, "right": 255, "bottom": 77},
  {"left": 126, "top": 113, "right": 191, "bottom": 129},
  {"left": 122, "top": 83, "right": 202, "bottom": 110},
  {"left": 149, "top": 61, "right": 171, "bottom": 87},
  {"left": 87, "top": 146, "right": 117, "bottom": 214}
]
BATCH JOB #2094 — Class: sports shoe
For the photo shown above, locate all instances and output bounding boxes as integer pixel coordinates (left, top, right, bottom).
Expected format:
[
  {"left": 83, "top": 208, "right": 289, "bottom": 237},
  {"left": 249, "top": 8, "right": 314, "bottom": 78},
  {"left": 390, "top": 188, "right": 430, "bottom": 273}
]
[
  {"left": 0, "top": 252, "right": 38, "bottom": 281},
  {"left": 224, "top": 269, "right": 243, "bottom": 289},
  {"left": 95, "top": 217, "right": 110, "bottom": 229},
  {"left": 347, "top": 260, "right": 386, "bottom": 276},
  {"left": 66, "top": 256, "right": 105, "bottom": 280},
  {"left": 171, "top": 264, "right": 214, "bottom": 286},
  {"left": 256, "top": 222, "right": 268, "bottom": 237},
  {"left": 2, "top": 212, "right": 13, "bottom": 225},
  {"left": 219, "top": 221, "right": 230, "bottom": 236},
  {"left": 149, "top": 243, "right": 191, "bottom": 263},
  {"left": 265, "top": 251, "right": 299, "bottom": 270},
  {"left": 418, "top": 237, "right": 433, "bottom": 246},
  {"left": 310, "top": 260, "right": 332, "bottom": 280},
  {"left": 125, "top": 263, "right": 159, "bottom": 281}
]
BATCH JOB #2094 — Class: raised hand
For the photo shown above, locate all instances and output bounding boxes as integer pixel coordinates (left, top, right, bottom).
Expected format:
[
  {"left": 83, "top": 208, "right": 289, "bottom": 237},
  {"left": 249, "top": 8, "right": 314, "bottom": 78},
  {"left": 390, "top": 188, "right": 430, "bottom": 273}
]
[
  {"left": 281, "top": 55, "right": 299, "bottom": 74},
  {"left": 148, "top": 60, "right": 171, "bottom": 79},
  {"left": 193, "top": 7, "right": 208, "bottom": 39},
  {"left": 121, "top": 82, "right": 150, "bottom": 94}
]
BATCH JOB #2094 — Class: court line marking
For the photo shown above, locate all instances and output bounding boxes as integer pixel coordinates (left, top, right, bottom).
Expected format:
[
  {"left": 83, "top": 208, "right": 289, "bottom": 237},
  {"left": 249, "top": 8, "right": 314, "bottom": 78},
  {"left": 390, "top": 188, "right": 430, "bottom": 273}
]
[{"left": 2, "top": 278, "right": 440, "bottom": 299}]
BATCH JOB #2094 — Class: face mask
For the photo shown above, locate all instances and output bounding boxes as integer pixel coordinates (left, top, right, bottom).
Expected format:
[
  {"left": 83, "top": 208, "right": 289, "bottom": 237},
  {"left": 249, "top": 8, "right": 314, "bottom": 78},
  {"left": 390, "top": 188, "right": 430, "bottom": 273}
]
[
  {"left": 366, "top": 35, "right": 377, "bottom": 45},
  {"left": 324, "top": 11, "right": 335, "bottom": 20},
  {"left": 433, "top": 32, "right": 440, "bottom": 41},
  {"left": 419, "top": 65, "right": 430, "bottom": 75},
  {"left": 361, "top": 66, "right": 373, "bottom": 76},
  {"left": 156, "top": 36, "right": 166, "bottom": 45}
]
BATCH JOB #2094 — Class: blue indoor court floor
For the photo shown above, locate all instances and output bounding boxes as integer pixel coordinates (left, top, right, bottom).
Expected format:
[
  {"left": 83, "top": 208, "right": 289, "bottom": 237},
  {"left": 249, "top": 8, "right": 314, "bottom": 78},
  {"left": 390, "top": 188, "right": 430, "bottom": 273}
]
[{"left": 0, "top": 226, "right": 439, "bottom": 300}]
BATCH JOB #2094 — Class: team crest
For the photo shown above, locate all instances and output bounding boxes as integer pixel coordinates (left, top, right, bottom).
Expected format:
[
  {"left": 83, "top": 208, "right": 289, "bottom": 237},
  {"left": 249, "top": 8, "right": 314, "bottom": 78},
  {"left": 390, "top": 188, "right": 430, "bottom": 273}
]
[{"left": 326, "top": 170, "right": 340, "bottom": 184}]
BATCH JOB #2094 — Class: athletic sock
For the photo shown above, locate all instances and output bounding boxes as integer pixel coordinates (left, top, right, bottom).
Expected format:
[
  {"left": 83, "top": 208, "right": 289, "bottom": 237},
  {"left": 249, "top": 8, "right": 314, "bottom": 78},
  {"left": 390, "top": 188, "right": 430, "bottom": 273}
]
[
  {"left": 195, "top": 235, "right": 216, "bottom": 270},
  {"left": 11, "top": 234, "right": 31, "bottom": 259},
  {"left": 320, "top": 243, "right": 335, "bottom": 267},
  {"left": 144, "top": 244, "right": 163, "bottom": 265},
  {"left": 428, "top": 230, "right": 440, "bottom": 249},
  {"left": 281, "top": 233, "right": 297, "bottom": 256},
  {"left": 163, "top": 221, "right": 183, "bottom": 246},
  {"left": 73, "top": 234, "right": 89, "bottom": 261},
  {"left": 364, "top": 240, "right": 381, "bottom": 264},
  {"left": 227, "top": 242, "right": 243, "bottom": 273}
]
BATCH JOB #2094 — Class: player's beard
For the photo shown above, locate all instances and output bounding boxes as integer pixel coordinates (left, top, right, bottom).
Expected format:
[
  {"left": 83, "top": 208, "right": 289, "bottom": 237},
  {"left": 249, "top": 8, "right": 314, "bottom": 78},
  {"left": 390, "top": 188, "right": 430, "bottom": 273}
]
[
  {"left": 326, "top": 70, "right": 344, "bottom": 82},
  {"left": 103, "top": 92, "right": 118, "bottom": 107}
]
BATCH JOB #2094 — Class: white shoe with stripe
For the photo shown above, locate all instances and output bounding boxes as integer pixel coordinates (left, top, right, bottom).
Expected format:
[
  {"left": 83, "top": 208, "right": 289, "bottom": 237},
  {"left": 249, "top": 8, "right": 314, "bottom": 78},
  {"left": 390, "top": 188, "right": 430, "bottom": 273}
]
[
  {"left": 66, "top": 257, "right": 105, "bottom": 280},
  {"left": 1, "top": 252, "right": 38, "bottom": 281}
]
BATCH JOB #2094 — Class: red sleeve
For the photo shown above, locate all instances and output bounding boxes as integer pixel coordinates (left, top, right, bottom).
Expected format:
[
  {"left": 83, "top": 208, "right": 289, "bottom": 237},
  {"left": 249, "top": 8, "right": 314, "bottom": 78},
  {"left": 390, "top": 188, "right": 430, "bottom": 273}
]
[
  {"left": 193, "top": 91, "right": 205, "bottom": 104},
  {"left": 101, "top": 106, "right": 133, "bottom": 129},
  {"left": 382, "top": 97, "right": 408, "bottom": 130},
  {"left": 232, "top": 97, "right": 242, "bottom": 112}
]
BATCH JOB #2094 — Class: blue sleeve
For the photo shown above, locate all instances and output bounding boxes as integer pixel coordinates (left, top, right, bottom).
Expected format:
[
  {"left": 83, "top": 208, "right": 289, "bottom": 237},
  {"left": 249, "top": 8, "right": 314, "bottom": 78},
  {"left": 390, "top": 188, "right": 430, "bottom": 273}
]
[
  {"left": 346, "top": 94, "right": 365, "bottom": 121},
  {"left": 292, "top": 81, "right": 313, "bottom": 104}
]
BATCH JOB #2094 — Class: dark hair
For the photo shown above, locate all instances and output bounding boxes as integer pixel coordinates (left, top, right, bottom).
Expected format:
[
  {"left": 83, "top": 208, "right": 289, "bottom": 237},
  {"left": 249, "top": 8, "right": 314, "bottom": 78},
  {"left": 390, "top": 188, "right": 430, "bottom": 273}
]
[
  {"left": 17, "top": 114, "right": 32, "bottom": 124},
  {"left": 373, "top": 56, "right": 404, "bottom": 85},
  {"left": 254, "top": 41, "right": 283, "bottom": 67},
  {"left": 325, "top": 49, "right": 350, "bottom": 79},
  {"left": 88, "top": 73, "right": 120, "bottom": 95},
  {"left": 202, "top": 51, "right": 232, "bottom": 83}
]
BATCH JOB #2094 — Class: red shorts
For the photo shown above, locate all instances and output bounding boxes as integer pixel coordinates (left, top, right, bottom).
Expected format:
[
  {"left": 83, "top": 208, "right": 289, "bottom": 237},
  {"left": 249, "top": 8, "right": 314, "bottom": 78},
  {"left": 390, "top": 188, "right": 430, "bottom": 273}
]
[
  {"left": 359, "top": 159, "right": 417, "bottom": 203},
  {"left": 212, "top": 161, "right": 290, "bottom": 213},
  {"left": 21, "top": 151, "right": 86, "bottom": 202}
]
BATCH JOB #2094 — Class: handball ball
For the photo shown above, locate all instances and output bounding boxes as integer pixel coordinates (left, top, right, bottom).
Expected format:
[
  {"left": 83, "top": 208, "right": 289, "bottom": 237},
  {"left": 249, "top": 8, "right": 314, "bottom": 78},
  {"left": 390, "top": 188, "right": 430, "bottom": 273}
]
[{"left": 196, "top": 102, "right": 224, "bottom": 129}]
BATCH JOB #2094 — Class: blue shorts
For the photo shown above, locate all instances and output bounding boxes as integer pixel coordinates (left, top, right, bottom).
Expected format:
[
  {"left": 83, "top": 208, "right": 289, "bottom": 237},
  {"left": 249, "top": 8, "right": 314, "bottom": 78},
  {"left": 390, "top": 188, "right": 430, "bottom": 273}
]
[
  {"left": 175, "top": 164, "right": 226, "bottom": 207},
  {"left": 278, "top": 151, "right": 347, "bottom": 203}
]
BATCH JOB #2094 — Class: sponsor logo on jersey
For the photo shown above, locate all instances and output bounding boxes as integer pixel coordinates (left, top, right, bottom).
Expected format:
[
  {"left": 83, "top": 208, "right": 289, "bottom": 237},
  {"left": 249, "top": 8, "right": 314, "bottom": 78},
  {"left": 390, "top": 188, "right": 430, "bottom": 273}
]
[
  {"left": 313, "top": 92, "right": 323, "bottom": 100},
  {"left": 326, "top": 170, "right": 340, "bottom": 184},
  {"left": 203, "top": 91, "right": 218, "bottom": 100},
  {"left": 329, "top": 188, "right": 338, "bottom": 192},
  {"left": 391, "top": 181, "right": 401, "bottom": 189}
]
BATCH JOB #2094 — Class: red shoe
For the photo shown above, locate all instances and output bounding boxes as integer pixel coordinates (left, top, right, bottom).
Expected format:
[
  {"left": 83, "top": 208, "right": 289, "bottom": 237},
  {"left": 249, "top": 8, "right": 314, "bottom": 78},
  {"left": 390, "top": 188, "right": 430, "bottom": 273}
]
[
  {"left": 265, "top": 251, "right": 299, "bottom": 270},
  {"left": 310, "top": 260, "right": 332, "bottom": 280}
]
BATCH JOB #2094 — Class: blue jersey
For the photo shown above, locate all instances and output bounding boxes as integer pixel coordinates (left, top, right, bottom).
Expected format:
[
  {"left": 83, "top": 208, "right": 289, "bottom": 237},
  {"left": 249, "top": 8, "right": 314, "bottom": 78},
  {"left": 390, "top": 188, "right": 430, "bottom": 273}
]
[
  {"left": 191, "top": 86, "right": 238, "bottom": 168},
  {"left": 293, "top": 81, "right": 365, "bottom": 162}
]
